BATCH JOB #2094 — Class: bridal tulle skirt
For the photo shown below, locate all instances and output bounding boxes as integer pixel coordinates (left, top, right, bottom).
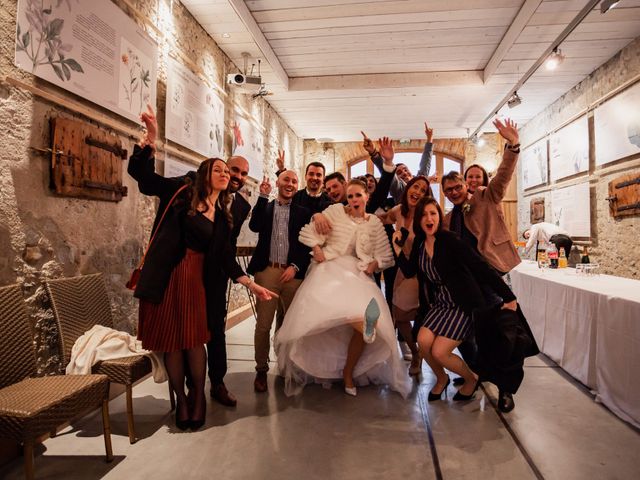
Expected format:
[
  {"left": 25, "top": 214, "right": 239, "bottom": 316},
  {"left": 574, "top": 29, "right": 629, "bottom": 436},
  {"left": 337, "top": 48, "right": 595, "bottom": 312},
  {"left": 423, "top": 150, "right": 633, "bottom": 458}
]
[{"left": 275, "top": 256, "right": 411, "bottom": 398}]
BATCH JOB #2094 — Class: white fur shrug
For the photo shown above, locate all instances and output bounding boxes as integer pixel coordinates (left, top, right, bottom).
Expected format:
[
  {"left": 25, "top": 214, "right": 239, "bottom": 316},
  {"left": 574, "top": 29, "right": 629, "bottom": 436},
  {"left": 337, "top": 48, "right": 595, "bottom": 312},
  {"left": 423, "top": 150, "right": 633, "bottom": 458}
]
[{"left": 299, "top": 203, "right": 395, "bottom": 272}]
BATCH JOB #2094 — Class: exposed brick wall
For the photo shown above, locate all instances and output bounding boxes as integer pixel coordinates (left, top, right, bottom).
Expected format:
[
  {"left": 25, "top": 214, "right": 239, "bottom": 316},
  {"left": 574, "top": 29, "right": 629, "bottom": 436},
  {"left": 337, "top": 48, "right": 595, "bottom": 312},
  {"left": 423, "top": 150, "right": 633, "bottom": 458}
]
[
  {"left": 517, "top": 38, "right": 640, "bottom": 279},
  {"left": 0, "top": 0, "right": 302, "bottom": 373}
]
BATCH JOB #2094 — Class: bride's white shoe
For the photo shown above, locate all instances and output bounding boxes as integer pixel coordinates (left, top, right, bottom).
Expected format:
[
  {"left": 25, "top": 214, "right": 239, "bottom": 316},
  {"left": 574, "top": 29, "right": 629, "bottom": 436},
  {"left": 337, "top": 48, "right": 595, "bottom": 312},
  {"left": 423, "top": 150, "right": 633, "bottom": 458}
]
[{"left": 344, "top": 386, "right": 357, "bottom": 396}]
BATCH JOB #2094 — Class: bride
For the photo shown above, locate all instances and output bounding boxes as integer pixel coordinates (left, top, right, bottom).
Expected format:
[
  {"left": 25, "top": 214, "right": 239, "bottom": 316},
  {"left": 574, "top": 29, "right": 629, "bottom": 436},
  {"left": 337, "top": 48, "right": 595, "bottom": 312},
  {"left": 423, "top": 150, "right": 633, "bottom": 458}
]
[{"left": 275, "top": 179, "right": 411, "bottom": 398}]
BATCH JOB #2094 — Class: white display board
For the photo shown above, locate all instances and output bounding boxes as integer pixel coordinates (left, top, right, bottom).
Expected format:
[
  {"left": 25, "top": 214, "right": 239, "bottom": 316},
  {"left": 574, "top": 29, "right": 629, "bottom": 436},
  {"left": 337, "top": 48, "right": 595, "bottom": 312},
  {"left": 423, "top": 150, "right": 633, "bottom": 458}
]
[
  {"left": 166, "top": 57, "right": 225, "bottom": 158},
  {"left": 551, "top": 182, "right": 590, "bottom": 237},
  {"left": 163, "top": 156, "right": 195, "bottom": 178},
  {"left": 15, "top": 0, "right": 157, "bottom": 124},
  {"left": 549, "top": 116, "right": 589, "bottom": 182},
  {"left": 594, "top": 82, "right": 640, "bottom": 166},
  {"left": 232, "top": 108, "right": 264, "bottom": 179},
  {"left": 521, "top": 138, "right": 548, "bottom": 189}
]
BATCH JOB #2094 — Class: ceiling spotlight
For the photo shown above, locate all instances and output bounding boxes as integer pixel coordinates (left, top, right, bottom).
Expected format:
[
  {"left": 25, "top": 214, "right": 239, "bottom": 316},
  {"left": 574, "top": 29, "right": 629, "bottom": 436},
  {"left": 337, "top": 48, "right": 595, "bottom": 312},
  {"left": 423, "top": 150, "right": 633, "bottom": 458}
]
[
  {"left": 477, "top": 136, "right": 486, "bottom": 148},
  {"left": 545, "top": 47, "right": 565, "bottom": 70},
  {"left": 222, "top": 33, "right": 231, "bottom": 38},
  {"left": 600, "top": 0, "right": 620, "bottom": 13},
  {"left": 507, "top": 91, "right": 522, "bottom": 109}
]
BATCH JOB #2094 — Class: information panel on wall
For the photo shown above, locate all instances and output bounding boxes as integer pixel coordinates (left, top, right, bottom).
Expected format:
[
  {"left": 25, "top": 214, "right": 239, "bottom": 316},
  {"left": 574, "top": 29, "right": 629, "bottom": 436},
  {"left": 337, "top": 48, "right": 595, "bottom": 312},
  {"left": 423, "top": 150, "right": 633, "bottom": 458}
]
[
  {"left": 166, "top": 57, "right": 225, "bottom": 158},
  {"left": 163, "top": 156, "right": 196, "bottom": 178},
  {"left": 549, "top": 116, "right": 589, "bottom": 182},
  {"left": 594, "top": 82, "right": 640, "bottom": 166},
  {"left": 521, "top": 138, "right": 548, "bottom": 189},
  {"left": 15, "top": 0, "right": 157, "bottom": 124},
  {"left": 551, "top": 182, "right": 591, "bottom": 237},
  {"left": 232, "top": 108, "right": 264, "bottom": 180}
]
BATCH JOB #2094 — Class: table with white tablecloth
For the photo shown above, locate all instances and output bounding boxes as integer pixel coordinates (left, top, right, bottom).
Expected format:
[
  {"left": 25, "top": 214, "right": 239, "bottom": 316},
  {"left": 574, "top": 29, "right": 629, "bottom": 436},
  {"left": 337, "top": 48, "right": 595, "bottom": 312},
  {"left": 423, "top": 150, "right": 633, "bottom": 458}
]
[{"left": 510, "top": 261, "right": 640, "bottom": 428}]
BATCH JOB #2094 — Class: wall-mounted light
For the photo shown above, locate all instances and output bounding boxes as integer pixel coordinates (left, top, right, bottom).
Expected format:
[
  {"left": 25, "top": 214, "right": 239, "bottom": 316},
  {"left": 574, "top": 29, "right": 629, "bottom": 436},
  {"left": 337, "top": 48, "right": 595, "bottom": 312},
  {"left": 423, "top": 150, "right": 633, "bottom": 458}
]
[
  {"left": 600, "top": 0, "right": 620, "bottom": 13},
  {"left": 545, "top": 47, "right": 565, "bottom": 70},
  {"left": 507, "top": 91, "right": 522, "bottom": 108}
]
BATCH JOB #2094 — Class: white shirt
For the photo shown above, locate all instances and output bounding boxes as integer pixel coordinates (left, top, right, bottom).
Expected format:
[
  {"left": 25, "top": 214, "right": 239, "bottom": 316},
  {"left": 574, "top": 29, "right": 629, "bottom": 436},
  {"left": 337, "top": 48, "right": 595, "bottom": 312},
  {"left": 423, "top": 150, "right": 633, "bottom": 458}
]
[{"left": 524, "top": 222, "right": 569, "bottom": 254}]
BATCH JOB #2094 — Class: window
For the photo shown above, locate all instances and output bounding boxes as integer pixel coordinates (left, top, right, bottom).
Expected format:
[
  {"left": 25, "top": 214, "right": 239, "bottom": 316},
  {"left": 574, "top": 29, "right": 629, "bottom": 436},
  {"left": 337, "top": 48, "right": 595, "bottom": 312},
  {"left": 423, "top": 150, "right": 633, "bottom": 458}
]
[{"left": 346, "top": 150, "right": 462, "bottom": 211}]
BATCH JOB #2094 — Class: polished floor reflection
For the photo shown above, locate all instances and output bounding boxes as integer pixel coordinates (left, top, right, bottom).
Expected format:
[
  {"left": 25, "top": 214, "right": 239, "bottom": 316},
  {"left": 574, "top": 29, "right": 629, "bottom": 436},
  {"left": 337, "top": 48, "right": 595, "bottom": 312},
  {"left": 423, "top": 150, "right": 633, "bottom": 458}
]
[{"left": 2, "top": 318, "right": 639, "bottom": 479}]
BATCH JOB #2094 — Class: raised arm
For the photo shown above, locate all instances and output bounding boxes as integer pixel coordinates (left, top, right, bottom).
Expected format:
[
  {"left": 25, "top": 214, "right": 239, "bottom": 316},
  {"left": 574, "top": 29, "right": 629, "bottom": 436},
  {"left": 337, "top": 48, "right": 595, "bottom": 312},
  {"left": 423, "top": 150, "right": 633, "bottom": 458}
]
[
  {"left": 486, "top": 118, "right": 520, "bottom": 203},
  {"left": 417, "top": 122, "right": 433, "bottom": 177},
  {"left": 249, "top": 177, "right": 272, "bottom": 232}
]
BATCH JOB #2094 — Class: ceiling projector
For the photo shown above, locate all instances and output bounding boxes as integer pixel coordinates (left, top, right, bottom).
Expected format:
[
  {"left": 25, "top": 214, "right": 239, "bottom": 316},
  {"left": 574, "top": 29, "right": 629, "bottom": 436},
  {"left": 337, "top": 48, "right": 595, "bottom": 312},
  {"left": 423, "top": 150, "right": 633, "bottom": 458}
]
[{"left": 227, "top": 73, "right": 262, "bottom": 94}]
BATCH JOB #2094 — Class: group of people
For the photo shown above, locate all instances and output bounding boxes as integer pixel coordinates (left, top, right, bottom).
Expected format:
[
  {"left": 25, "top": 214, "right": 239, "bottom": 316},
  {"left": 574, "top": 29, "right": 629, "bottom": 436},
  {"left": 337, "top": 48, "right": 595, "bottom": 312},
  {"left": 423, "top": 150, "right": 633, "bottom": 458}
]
[{"left": 129, "top": 105, "right": 536, "bottom": 432}]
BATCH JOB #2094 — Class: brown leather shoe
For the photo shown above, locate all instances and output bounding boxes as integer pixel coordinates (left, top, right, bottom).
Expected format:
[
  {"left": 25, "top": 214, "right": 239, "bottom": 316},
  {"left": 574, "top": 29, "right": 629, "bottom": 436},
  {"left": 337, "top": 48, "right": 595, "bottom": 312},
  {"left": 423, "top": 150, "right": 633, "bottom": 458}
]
[
  {"left": 210, "top": 383, "right": 237, "bottom": 407},
  {"left": 254, "top": 372, "right": 268, "bottom": 393}
]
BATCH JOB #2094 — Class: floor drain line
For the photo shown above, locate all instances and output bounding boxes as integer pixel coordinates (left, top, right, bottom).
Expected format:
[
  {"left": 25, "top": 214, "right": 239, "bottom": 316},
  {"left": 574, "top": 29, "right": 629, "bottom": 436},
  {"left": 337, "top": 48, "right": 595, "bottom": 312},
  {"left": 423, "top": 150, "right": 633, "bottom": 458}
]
[
  {"left": 481, "top": 385, "right": 545, "bottom": 480},
  {"left": 418, "top": 387, "right": 444, "bottom": 480}
]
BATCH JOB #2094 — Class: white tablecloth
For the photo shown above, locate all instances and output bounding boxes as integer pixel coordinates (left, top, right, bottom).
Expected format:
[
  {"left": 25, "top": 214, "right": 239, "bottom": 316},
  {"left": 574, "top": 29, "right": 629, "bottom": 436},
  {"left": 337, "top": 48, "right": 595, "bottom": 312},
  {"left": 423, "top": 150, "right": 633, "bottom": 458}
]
[{"left": 511, "top": 261, "right": 640, "bottom": 428}]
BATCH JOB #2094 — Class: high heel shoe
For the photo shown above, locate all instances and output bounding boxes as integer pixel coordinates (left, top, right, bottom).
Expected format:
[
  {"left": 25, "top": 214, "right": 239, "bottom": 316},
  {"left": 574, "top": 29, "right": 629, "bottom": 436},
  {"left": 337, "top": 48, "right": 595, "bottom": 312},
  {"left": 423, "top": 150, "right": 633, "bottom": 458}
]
[
  {"left": 363, "top": 298, "right": 380, "bottom": 344},
  {"left": 453, "top": 378, "right": 480, "bottom": 401},
  {"left": 428, "top": 377, "right": 450, "bottom": 402},
  {"left": 344, "top": 386, "right": 357, "bottom": 396}
]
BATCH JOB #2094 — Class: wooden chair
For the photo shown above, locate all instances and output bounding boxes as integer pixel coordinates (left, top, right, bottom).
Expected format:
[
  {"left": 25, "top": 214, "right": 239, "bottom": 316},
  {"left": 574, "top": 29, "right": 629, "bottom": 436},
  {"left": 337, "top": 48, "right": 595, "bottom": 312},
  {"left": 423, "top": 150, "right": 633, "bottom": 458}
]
[
  {"left": 45, "top": 273, "right": 170, "bottom": 445},
  {"left": 0, "top": 284, "right": 113, "bottom": 480}
]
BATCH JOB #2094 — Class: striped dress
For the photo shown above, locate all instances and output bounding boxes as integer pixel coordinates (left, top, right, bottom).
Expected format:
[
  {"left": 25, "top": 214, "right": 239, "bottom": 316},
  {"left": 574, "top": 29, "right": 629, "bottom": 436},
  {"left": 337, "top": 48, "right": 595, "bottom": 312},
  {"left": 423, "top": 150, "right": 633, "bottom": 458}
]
[{"left": 419, "top": 246, "right": 471, "bottom": 341}]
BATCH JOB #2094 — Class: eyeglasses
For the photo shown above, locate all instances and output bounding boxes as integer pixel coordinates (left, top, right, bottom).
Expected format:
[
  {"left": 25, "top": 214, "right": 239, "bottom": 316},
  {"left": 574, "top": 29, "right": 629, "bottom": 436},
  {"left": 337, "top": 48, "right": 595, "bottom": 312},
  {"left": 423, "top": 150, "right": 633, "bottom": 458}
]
[{"left": 443, "top": 184, "right": 464, "bottom": 195}]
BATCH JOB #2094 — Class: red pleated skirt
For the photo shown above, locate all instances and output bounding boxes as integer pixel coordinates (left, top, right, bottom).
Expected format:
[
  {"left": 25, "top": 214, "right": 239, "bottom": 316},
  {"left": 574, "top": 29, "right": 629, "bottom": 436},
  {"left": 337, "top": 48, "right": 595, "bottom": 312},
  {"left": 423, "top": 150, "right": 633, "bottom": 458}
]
[{"left": 138, "top": 249, "right": 210, "bottom": 352}]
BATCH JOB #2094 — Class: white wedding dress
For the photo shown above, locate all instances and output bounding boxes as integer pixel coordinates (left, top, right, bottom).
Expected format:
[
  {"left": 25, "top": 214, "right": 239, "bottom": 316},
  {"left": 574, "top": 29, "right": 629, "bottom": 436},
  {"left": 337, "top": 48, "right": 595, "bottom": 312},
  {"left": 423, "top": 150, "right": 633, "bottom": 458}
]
[{"left": 274, "top": 204, "right": 411, "bottom": 398}]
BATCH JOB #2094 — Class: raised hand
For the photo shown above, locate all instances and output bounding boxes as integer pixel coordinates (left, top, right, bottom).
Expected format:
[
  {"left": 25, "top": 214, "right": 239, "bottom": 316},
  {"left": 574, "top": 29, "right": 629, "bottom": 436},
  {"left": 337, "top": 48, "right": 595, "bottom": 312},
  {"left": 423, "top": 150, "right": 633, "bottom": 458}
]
[
  {"left": 378, "top": 136, "right": 394, "bottom": 163},
  {"left": 259, "top": 175, "right": 272, "bottom": 196},
  {"left": 428, "top": 173, "right": 439, "bottom": 185},
  {"left": 139, "top": 104, "right": 157, "bottom": 147},
  {"left": 276, "top": 150, "right": 285, "bottom": 172},
  {"left": 361, "top": 131, "right": 376, "bottom": 155},
  {"left": 493, "top": 118, "right": 519, "bottom": 146},
  {"left": 424, "top": 122, "right": 434, "bottom": 142}
]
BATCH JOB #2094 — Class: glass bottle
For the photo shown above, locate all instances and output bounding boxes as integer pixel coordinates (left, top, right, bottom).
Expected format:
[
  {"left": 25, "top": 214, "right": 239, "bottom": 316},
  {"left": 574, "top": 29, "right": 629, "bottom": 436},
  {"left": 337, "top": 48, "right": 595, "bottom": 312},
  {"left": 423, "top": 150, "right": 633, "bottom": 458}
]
[
  {"left": 547, "top": 244, "right": 558, "bottom": 269},
  {"left": 581, "top": 247, "right": 590, "bottom": 264},
  {"left": 558, "top": 248, "right": 568, "bottom": 268}
]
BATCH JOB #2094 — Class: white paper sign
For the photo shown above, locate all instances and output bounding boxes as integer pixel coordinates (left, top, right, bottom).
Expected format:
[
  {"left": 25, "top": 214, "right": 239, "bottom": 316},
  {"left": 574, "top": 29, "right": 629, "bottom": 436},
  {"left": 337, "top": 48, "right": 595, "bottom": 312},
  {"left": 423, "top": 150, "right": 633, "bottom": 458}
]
[
  {"left": 551, "top": 182, "right": 590, "bottom": 237},
  {"left": 594, "top": 82, "right": 640, "bottom": 166},
  {"left": 166, "top": 57, "right": 225, "bottom": 158},
  {"left": 549, "top": 116, "right": 589, "bottom": 182},
  {"left": 231, "top": 109, "right": 264, "bottom": 179},
  {"left": 15, "top": 0, "right": 157, "bottom": 123},
  {"left": 163, "top": 156, "right": 195, "bottom": 178},
  {"left": 521, "top": 138, "right": 548, "bottom": 189}
]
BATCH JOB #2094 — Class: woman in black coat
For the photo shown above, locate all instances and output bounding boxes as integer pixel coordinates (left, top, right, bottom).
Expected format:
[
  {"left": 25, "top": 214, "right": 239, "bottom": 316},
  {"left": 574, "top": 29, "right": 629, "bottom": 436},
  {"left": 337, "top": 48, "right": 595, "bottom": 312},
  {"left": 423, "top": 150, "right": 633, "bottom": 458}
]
[
  {"left": 394, "top": 197, "right": 516, "bottom": 402},
  {"left": 129, "top": 106, "right": 275, "bottom": 430}
]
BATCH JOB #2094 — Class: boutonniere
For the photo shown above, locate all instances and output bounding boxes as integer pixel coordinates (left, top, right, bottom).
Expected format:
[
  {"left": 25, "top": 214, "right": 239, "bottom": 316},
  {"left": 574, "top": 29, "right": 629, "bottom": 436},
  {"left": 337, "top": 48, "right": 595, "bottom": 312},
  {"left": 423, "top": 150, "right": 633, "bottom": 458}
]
[{"left": 462, "top": 202, "right": 472, "bottom": 215}]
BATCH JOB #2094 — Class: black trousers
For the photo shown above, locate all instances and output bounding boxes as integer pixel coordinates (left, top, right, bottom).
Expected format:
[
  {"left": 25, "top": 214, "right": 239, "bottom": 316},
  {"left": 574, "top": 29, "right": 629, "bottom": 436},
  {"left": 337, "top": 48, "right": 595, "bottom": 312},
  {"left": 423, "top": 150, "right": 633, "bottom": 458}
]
[{"left": 206, "top": 282, "right": 229, "bottom": 386}]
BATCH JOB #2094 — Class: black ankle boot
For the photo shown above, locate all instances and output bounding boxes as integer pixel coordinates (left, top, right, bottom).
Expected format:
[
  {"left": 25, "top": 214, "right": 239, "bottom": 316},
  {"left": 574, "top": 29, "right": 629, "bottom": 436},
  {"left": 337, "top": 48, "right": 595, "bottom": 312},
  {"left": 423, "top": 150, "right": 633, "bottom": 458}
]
[{"left": 498, "top": 391, "right": 515, "bottom": 413}]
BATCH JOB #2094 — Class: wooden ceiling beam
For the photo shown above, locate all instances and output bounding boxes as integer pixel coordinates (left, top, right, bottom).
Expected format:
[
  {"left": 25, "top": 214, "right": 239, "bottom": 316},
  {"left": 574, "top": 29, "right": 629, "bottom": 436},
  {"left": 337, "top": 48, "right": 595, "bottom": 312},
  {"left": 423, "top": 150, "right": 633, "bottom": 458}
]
[
  {"left": 289, "top": 70, "right": 483, "bottom": 91},
  {"left": 227, "top": 0, "right": 290, "bottom": 89},
  {"left": 483, "top": 0, "right": 543, "bottom": 83}
]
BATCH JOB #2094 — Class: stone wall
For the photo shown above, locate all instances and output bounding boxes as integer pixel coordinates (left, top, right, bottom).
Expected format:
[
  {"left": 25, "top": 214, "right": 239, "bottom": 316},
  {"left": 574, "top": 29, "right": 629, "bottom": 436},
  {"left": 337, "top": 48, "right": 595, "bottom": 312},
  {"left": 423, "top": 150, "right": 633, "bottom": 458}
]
[
  {"left": 0, "top": 0, "right": 302, "bottom": 374},
  {"left": 517, "top": 37, "right": 640, "bottom": 279}
]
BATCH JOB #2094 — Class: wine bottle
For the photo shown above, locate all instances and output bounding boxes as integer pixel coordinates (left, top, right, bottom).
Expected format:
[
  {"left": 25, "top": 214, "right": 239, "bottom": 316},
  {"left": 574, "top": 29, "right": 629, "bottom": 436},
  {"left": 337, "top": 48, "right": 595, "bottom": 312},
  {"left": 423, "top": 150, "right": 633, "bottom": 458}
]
[{"left": 581, "top": 247, "right": 590, "bottom": 264}]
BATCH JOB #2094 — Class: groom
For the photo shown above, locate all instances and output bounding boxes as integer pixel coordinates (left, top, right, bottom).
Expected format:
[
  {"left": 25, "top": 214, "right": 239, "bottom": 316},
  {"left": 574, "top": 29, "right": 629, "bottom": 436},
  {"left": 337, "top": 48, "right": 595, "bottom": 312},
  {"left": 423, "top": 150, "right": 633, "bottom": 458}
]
[{"left": 247, "top": 170, "right": 312, "bottom": 392}]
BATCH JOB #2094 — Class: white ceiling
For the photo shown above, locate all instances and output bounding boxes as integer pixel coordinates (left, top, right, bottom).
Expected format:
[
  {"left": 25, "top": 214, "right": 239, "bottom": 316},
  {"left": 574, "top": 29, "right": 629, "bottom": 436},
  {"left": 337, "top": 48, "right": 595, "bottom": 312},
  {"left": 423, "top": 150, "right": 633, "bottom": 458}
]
[{"left": 181, "top": 0, "right": 640, "bottom": 142}]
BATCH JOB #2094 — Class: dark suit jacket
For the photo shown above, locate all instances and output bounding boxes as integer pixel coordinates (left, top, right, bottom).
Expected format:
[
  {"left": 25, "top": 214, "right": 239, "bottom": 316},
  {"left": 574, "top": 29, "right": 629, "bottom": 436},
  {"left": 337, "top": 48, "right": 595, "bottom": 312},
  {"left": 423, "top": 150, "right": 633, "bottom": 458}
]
[
  {"left": 127, "top": 145, "right": 244, "bottom": 304},
  {"left": 291, "top": 189, "right": 332, "bottom": 215},
  {"left": 247, "top": 197, "right": 312, "bottom": 279},
  {"left": 396, "top": 229, "right": 515, "bottom": 317}
]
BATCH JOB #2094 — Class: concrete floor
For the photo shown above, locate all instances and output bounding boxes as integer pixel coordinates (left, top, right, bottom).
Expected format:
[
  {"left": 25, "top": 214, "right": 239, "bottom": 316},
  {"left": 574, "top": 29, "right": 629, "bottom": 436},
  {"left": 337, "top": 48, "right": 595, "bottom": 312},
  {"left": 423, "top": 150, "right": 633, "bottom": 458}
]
[{"left": 2, "top": 319, "right": 639, "bottom": 480}]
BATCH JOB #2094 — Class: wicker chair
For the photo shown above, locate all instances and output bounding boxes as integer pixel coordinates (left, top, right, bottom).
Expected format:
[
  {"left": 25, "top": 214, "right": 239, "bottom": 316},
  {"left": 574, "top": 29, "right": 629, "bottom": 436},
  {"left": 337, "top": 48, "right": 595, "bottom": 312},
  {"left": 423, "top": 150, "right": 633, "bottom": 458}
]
[
  {"left": 0, "top": 284, "right": 113, "bottom": 480},
  {"left": 45, "top": 273, "right": 168, "bottom": 445}
]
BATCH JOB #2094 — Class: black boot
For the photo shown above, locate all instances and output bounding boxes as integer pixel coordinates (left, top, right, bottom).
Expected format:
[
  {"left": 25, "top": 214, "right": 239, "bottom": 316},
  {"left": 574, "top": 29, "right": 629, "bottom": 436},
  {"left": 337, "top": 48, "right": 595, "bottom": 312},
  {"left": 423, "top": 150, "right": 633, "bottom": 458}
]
[{"left": 498, "top": 390, "right": 515, "bottom": 413}]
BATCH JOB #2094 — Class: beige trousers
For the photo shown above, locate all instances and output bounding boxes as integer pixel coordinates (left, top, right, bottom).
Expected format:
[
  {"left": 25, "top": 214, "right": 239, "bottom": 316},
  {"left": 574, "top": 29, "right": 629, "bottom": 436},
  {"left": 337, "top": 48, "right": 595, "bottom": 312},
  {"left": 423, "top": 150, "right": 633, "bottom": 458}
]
[{"left": 254, "top": 267, "right": 302, "bottom": 372}]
